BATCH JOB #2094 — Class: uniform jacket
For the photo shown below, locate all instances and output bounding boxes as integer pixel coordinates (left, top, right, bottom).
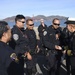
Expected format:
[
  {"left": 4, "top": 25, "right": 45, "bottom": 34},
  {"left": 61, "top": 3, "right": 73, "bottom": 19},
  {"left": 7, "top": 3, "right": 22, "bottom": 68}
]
[
  {"left": 9, "top": 25, "right": 30, "bottom": 54},
  {"left": 43, "top": 25, "right": 60, "bottom": 50}
]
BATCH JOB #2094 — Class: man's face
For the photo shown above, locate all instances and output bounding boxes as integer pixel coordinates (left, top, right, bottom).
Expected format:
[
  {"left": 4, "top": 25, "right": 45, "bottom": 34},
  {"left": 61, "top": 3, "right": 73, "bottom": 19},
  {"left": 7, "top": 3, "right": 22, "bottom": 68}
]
[
  {"left": 16, "top": 19, "right": 25, "bottom": 28},
  {"left": 53, "top": 20, "right": 60, "bottom": 29},
  {"left": 40, "top": 19, "right": 44, "bottom": 23},
  {"left": 67, "top": 24, "right": 74, "bottom": 32},
  {"left": 26, "top": 21, "right": 34, "bottom": 30}
]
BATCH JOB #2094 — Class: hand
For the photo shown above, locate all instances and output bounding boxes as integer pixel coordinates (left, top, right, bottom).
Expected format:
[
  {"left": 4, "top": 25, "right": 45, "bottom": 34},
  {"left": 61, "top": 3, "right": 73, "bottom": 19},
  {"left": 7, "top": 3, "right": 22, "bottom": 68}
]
[
  {"left": 58, "top": 46, "right": 62, "bottom": 50},
  {"left": 55, "top": 45, "right": 62, "bottom": 50},
  {"left": 62, "top": 50, "right": 66, "bottom": 54},
  {"left": 26, "top": 52, "right": 32, "bottom": 60}
]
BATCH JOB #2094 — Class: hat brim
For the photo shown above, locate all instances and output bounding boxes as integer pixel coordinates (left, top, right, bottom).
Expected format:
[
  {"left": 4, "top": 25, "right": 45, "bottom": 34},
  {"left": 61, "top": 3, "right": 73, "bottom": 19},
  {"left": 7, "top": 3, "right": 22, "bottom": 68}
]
[{"left": 65, "top": 21, "right": 75, "bottom": 24}]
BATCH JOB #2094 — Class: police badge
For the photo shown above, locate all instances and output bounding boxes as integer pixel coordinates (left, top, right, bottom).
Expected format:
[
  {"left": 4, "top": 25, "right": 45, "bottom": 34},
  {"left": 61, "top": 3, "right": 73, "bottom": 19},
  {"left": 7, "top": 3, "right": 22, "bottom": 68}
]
[{"left": 43, "top": 31, "right": 47, "bottom": 36}]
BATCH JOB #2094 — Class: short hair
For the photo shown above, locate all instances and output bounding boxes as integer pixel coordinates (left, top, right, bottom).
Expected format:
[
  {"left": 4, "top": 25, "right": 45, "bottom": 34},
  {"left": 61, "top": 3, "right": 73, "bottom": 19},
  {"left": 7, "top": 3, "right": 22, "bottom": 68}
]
[
  {"left": 15, "top": 14, "right": 25, "bottom": 22},
  {"left": 0, "top": 21, "right": 9, "bottom": 39},
  {"left": 26, "top": 18, "right": 33, "bottom": 25},
  {"left": 52, "top": 18, "right": 59, "bottom": 23},
  {"left": 0, "top": 21, "right": 8, "bottom": 26}
]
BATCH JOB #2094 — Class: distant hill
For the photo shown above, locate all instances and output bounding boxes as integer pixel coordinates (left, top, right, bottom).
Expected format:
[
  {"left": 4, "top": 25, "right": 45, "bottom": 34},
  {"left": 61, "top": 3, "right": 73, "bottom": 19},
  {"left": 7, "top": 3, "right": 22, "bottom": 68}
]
[{"left": 3, "top": 15, "right": 68, "bottom": 22}]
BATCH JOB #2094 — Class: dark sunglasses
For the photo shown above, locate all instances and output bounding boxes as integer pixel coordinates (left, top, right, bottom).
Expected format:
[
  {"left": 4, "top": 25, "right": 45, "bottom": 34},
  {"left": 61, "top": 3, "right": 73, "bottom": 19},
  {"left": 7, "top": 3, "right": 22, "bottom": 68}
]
[
  {"left": 18, "top": 20, "right": 25, "bottom": 23},
  {"left": 28, "top": 24, "right": 34, "bottom": 26},
  {"left": 53, "top": 23, "right": 60, "bottom": 26}
]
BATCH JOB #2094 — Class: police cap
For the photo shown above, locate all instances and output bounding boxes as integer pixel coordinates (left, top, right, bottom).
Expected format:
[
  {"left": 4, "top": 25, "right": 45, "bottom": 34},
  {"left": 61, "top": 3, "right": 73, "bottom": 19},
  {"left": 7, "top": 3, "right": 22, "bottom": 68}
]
[{"left": 65, "top": 18, "right": 75, "bottom": 24}]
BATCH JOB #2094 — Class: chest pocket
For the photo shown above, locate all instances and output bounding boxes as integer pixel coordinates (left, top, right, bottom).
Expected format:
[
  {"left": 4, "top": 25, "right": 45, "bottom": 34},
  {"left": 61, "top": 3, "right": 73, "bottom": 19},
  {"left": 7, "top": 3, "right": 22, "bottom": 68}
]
[
  {"left": 49, "top": 33, "right": 55, "bottom": 38},
  {"left": 49, "top": 33, "right": 56, "bottom": 43}
]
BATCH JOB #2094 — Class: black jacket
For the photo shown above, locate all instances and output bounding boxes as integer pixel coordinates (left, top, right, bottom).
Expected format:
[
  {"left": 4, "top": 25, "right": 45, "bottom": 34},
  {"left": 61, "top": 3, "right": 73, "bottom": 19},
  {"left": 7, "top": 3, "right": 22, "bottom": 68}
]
[
  {"left": 68, "top": 32, "right": 75, "bottom": 55},
  {"left": 0, "top": 41, "right": 14, "bottom": 75},
  {"left": 43, "top": 25, "right": 60, "bottom": 50},
  {"left": 38, "top": 24, "right": 47, "bottom": 37},
  {"left": 9, "top": 25, "right": 30, "bottom": 54},
  {"left": 38, "top": 24, "right": 47, "bottom": 48},
  {"left": 25, "top": 28, "right": 37, "bottom": 52}
]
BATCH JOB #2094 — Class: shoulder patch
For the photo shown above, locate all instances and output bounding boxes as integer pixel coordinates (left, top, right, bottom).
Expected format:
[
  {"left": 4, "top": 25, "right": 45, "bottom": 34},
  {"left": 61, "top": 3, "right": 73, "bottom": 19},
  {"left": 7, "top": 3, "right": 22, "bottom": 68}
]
[
  {"left": 13, "top": 34, "right": 19, "bottom": 41},
  {"left": 43, "top": 31, "right": 47, "bottom": 36}
]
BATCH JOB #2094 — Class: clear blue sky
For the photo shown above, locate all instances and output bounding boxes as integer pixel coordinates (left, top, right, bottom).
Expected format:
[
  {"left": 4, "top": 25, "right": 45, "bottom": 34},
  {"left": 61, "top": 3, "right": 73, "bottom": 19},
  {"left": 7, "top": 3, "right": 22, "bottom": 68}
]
[{"left": 0, "top": 0, "right": 75, "bottom": 19}]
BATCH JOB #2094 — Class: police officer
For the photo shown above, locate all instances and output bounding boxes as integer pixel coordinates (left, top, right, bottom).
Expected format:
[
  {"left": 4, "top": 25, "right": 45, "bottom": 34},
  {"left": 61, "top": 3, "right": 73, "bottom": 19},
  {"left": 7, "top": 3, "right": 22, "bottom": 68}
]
[
  {"left": 43, "top": 18, "right": 62, "bottom": 75},
  {"left": 25, "top": 19, "right": 38, "bottom": 75},
  {"left": 26, "top": 19, "right": 37, "bottom": 54},
  {"left": 38, "top": 19, "right": 47, "bottom": 54},
  {"left": 61, "top": 24, "right": 72, "bottom": 46},
  {"left": 65, "top": 18, "right": 75, "bottom": 75},
  {"left": 61, "top": 23, "right": 73, "bottom": 75},
  {"left": 0, "top": 21, "right": 18, "bottom": 75},
  {"left": 9, "top": 14, "right": 32, "bottom": 75}
]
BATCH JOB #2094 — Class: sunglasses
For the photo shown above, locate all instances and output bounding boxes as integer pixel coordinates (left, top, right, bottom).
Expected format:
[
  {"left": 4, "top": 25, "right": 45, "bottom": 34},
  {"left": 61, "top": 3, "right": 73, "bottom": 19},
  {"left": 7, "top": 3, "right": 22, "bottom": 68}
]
[
  {"left": 53, "top": 23, "right": 60, "bottom": 26},
  {"left": 18, "top": 20, "right": 25, "bottom": 23},
  {"left": 28, "top": 24, "right": 34, "bottom": 26}
]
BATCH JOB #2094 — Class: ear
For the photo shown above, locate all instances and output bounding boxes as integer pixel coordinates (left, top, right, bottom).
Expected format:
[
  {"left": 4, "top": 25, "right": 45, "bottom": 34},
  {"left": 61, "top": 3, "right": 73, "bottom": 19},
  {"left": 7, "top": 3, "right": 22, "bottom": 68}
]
[
  {"left": 3, "top": 32, "right": 6, "bottom": 36},
  {"left": 3, "top": 32, "right": 7, "bottom": 38}
]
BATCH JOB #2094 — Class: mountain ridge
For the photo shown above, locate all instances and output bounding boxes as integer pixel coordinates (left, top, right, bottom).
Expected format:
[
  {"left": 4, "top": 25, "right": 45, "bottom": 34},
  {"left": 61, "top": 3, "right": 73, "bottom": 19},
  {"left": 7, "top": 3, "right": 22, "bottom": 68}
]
[{"left": 3, "top": 15, "right": 68, "bottom": 22}]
